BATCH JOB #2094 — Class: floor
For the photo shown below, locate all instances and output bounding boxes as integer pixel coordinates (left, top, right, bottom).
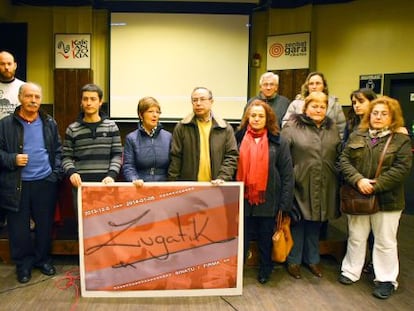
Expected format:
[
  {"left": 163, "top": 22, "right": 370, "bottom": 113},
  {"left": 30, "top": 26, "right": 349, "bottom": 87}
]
[{"left": 0, "top": 214, "right": 413, "bottom": 311}]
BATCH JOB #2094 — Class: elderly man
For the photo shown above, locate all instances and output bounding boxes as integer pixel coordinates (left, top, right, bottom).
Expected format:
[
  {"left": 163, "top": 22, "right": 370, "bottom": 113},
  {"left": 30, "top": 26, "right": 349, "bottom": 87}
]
[
  {"left": 0, "top": 82, "right": 62, "bottom": 283},
  {"left": 243, "top": 72, "right": 290, "bottom": 128}
]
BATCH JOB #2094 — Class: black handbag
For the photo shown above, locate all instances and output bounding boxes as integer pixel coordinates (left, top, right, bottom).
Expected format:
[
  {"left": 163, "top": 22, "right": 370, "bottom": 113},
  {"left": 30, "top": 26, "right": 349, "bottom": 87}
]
[{"left": 340, "top": 134, "right": 393, "bottom": 215}]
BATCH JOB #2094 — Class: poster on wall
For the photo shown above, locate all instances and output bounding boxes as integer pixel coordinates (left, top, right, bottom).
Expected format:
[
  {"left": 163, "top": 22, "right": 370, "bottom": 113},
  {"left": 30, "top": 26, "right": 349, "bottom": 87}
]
[
  {"left": 359, "top": 74, "right": 382, "bottom": 94},
  {"left": 267, "top": 32, "right": 310, "bottom": 70},
  {"left": 55, "top": 33, "right": 91, "bottom": 69},
  {"left": 78, "top": 182, "right": 244, "bottom": 298}
]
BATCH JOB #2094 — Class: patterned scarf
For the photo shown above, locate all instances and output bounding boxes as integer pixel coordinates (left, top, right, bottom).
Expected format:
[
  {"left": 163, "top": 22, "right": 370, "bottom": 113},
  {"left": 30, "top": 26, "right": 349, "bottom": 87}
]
[
  {"left": 236, "top": 125, "right": 269, "bottom": 205},
  {"left": 369, "top": 127, "right": 391, "bottom": 144}
]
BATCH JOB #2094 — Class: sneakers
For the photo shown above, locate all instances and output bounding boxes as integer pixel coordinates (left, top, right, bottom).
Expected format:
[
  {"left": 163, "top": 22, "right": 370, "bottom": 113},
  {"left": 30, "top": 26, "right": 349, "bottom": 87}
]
[
  {"left": 373, "top": 281, "right": 395, "bottom": 299},
  {"left": 338, "top": 274, "right": 354, "bottom": 285}
]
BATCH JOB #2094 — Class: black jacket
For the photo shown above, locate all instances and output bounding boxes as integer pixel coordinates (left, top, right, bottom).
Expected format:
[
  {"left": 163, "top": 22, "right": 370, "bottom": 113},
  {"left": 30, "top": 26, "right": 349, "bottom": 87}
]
[
  {"left": 0, "top": 107, "right": 62, "bottom": 212},
  {"left": 235, "top": 128, "right": 294, "bottom": 217}
]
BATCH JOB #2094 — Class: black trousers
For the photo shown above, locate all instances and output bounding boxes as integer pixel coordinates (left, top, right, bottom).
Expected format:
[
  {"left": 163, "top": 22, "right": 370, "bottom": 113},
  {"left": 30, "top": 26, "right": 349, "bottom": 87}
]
[
  {"left": 7, "top": 179, "right": 58, "bottom": 271},
  {"left": 244, "top": 216, "right": 275, "bottom": 278}
]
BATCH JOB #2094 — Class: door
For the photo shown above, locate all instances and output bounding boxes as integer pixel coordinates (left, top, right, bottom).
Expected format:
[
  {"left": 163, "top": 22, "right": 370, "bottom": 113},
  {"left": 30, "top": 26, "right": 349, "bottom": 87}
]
[{"left": 383, "top": 73, "right": 414, "bottom": 215}]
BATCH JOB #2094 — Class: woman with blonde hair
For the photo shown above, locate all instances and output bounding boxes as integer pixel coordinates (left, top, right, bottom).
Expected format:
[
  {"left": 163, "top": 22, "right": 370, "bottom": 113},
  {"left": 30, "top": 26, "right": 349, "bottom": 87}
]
[
  {"left": 281, "top": 91, "right": 341, "bottom": 279},
  {"left": 338, "top": 96, "right": 412, "bottom": 299},
  {"left": 122, "top": 96, "right": 172, "bottom": 185},
  {"left": 282, "top": 72, "right": 346, "bottom": 138}
]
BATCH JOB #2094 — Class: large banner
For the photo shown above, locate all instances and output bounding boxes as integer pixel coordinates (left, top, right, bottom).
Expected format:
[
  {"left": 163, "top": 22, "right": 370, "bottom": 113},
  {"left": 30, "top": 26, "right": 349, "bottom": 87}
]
[
  {"left": 267, "top": 32, "right": 310, "bottom": 70},
  {"left": 78, "top": 182, "right": 244, "bottom": 297}
]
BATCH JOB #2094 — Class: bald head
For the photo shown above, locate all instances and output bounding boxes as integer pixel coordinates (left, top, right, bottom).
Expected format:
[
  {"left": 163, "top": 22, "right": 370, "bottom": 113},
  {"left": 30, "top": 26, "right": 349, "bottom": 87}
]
[{"left": 0, "top": 51, "right": 17, "bottom": 82}]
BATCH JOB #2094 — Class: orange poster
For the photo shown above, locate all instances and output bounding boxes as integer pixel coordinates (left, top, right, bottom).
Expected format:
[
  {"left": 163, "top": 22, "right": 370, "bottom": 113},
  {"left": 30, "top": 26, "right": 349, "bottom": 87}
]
[{"left": 78, "top": 182, "right": 244, "bottom": 297}]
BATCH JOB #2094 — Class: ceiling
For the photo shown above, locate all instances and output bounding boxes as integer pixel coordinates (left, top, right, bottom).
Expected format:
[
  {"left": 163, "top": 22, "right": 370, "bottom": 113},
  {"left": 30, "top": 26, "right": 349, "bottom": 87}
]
[{"left": 11, "top": 0, "right": 354, "bottom": 12}]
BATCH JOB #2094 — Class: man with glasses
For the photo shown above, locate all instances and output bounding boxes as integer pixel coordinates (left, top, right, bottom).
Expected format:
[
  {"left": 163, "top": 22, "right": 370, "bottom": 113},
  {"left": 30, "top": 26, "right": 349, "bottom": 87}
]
[
  {"left": 243, "top": 72, "right": 290, "bottom": 128},
  {"left": 168, "top": 86, "right": 238, "bottom": 184}
]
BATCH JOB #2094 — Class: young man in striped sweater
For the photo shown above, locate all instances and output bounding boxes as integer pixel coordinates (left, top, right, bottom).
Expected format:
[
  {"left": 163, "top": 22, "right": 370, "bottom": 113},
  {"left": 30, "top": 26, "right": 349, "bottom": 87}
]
[{"left": 62, "top": 84, "right": 123, "bottom": 213}]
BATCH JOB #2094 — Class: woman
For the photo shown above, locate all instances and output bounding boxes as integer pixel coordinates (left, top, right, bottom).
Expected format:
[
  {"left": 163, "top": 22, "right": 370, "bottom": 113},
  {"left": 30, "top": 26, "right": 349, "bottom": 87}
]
[
  {"left": 338, "top": 96, "right": 412, "bottom": 300},
  {"left": 281, "top": 91, "right": 341, "bottom": 279},
  {"left": 282, "top": 72, "right": 346, "bottom": 139},
  {"left": 235, "top": 99, "right": 294, "bottom": 284},
  {"left": 343, "top": 88, "right": 377, "bottom": 274},
  {"left": 343, "top": 88, "right": 377, "bottom": 144},
  {"left": 122, "top": 96, "right": 172, "bottom": 185}
]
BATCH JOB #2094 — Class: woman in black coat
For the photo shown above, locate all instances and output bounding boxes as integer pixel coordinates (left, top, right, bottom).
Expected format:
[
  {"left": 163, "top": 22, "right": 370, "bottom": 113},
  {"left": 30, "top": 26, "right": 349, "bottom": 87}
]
[{"left": 235, "top": 99, "right": 294, "bottom": 284}]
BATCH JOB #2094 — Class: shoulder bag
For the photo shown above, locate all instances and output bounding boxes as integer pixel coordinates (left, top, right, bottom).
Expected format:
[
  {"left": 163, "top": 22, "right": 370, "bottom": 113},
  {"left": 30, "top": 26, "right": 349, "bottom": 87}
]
[
  {"left": 272, "top": 210, "right": 294, "bottom": 263},
  {"left": 340, "top": 134, "right": 393, "bottom": 215}
]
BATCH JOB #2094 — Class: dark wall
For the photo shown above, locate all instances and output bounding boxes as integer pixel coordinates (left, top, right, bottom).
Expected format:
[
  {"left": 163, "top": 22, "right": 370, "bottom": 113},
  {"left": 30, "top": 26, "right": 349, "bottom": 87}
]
[{"left": 0, "top": 23, "right": 27, "bottom": 81}]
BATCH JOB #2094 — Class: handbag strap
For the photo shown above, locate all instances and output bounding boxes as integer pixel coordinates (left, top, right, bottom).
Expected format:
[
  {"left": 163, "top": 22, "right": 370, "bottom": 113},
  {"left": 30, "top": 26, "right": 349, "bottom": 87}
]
[
  {"left": 374, "top": 134, "right": 393, "bottom": 178},
  {"left": 276, "top": 210, "right": 283, "bottom": 230}
]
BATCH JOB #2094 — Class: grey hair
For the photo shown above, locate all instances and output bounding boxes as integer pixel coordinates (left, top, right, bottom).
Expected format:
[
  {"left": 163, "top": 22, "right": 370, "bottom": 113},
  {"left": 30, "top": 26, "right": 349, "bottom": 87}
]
[{"left": 259, "top": 72, "right": 279, "bottom": 85}]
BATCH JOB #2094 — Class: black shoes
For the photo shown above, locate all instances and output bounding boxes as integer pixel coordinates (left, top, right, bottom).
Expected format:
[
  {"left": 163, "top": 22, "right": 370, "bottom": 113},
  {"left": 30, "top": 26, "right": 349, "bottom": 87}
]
[
  {"left": 373, "top": 281, "right": 395, "bottom": 299},
  {"left": 338, "top": 274, "right": 354, "bottom": 285},
  {"left": 17, "top": 269, "right": 32, "bottom": 284},
  {"left": 257, "top": 275, "right": 269, "bottom": 284},
  {"left": 36, "top": 263, "right": 56, "bottom": 276}
]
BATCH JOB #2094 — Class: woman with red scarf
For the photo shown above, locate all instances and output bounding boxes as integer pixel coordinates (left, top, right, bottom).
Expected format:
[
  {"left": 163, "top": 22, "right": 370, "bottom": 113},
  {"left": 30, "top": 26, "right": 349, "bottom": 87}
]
[{"left": 236, "top": 99, "right": 294, "bottom": 284}]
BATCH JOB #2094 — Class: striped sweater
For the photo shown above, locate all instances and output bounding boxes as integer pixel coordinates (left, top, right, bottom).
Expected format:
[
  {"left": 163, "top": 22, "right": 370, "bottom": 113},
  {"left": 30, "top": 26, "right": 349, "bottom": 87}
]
[{"left": 62, "top": 113, "right": 123, "bottom": 182}]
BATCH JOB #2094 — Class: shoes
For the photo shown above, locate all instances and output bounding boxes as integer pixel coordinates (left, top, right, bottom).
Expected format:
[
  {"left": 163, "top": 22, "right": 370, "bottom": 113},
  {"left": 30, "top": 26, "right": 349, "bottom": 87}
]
[
  {"left": 338, "top": 274, "right": 354, "bottom": 285},
  {"left": 17, "top": 269, "right": 32, "bottom": 284},
  {"left": 308, "top": 264, "right": 323, "bottom": 278},
  {"left": 257, "top": 275, "right": 269, "bottom": 284},
  {"left": 287, "top": 264, "right": 301, "bottom": 279},
  {"left": 36, "top": 263, "right": 56, "bottom": 276},
  {"left": 363, "top": 262, "right": 374, "bottom": 274},
  {"left": 373, "top": 281, "right": 395, "bottom": 299}
]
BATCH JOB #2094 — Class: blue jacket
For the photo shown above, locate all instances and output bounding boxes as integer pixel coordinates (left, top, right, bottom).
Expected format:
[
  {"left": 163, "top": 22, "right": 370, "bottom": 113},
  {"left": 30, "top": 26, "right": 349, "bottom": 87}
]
[
  {"left": 122, "top": 123, "right": 172, "bottom": 182},
  {"left": 0, "top": 107, "right": 62, "bottom": 212}
]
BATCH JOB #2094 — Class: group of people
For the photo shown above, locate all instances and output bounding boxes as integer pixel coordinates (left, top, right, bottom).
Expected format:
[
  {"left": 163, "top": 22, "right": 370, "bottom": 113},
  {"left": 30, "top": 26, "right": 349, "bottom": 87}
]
[{"left": 0, "top": 51, "right": 411, "bottom": 301}]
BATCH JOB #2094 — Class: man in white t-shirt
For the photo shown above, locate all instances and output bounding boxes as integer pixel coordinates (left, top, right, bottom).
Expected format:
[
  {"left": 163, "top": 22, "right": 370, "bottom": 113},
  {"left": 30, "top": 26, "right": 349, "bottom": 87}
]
[{"left": 0, "top": 51, "right": 25, "bottom": 120}]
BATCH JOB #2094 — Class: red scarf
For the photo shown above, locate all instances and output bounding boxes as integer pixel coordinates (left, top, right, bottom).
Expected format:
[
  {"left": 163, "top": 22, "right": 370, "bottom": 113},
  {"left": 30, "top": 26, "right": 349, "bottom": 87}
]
[{"left": 236, "top": 125, "right": 269, "bottom": 205}]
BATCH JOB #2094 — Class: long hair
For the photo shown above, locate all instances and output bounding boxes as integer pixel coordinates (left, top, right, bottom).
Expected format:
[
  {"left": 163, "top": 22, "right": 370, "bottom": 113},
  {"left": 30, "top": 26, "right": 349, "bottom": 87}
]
[
  {"left": 238, "top": 99, "right": 279, "bottom": 135},
  {"left": 300, "top": 71, "right": 329, "bottom": 98},
  {"left": 347, "top": 88, "right": 377, "bottom": 132},
  {"left": 359, "top": 96, "right": 405, "bottom": 132}
]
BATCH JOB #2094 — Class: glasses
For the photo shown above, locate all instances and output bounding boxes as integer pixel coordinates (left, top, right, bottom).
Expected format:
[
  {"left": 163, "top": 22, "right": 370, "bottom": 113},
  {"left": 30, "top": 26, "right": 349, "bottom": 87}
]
[
  {"left": 191, "top": 97, "right": 211, "bottom": 104},
  {"left": 262, "top": 83, "right": 277, "bottom": 87},
  {"left": 371, "top": 111, "right": 389, "bottom": 119}
]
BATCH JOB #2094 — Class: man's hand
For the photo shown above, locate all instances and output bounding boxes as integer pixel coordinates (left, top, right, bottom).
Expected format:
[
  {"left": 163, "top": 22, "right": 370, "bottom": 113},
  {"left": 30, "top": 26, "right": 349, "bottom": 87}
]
[{"left": 69, "top": 173, "right": 82, "bottom": 188}]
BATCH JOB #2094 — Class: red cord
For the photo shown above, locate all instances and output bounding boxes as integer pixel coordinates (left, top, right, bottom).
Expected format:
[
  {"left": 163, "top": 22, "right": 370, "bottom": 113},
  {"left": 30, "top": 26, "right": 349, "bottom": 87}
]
[{"left": 55, "top": 267, "right": 80, "bottom": 311}]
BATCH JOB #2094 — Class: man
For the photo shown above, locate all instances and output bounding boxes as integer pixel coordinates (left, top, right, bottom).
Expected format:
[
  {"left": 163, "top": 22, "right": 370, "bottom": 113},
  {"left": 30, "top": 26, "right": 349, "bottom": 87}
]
[
  {"left": 0, "top": 82, "right": 62, "bottom": 283},
  {"left": 244, "top": 72, "right": 290, "bottom": 128},
  {"left": 168, "top": 87, "right": 238, "bottom": 183},
  {"left": 62, "top": 84, "right": 122, "bottom": 211},
  {"left": 0, "top": 51, "right": 25, "bottom": 228},
  {"left": 0, "top": 51, "right": 25, "bottom": 119}
]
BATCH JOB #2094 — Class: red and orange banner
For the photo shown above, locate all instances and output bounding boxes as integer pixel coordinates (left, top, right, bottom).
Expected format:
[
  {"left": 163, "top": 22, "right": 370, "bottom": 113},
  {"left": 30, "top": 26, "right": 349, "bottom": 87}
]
[{"left": 78, "top": 182, "right": 244, "bottom": 297}]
